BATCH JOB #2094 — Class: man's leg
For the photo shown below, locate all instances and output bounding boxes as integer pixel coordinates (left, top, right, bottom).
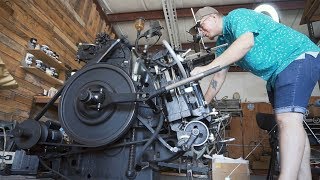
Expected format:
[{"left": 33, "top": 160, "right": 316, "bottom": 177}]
[
  {"left": 276, "top": 112, "right": 311, "bottom": 180},
  {"left": 298, "top": 133, "right": 311, "bottom": 180}
]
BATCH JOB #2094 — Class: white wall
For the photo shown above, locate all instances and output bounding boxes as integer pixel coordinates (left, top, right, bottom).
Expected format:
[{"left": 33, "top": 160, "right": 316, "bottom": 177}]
[{"left": 199, "top": 72, "right": 320, "bottom": 103}]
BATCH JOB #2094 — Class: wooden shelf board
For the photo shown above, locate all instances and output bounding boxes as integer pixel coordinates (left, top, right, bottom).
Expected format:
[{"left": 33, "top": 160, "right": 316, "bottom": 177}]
[
  {"left": 21, "top": 66, "right": 64, "bottom": 86},
  {"left": 27, "top": 49, "right": 67, "bottom": 70},
  {"left": 33, "top": 95, "right": 60, "bottom": 105}
]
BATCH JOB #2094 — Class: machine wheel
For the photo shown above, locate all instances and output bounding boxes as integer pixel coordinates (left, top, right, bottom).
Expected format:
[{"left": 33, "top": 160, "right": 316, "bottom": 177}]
[{"left": 59, "top": 64, "right": 136, "bottom": 147}]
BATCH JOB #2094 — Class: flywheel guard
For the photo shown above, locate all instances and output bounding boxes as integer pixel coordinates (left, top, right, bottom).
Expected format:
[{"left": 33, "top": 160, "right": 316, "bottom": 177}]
[{"left": 59, "top": 64, "right": 136, "bottom": 147}]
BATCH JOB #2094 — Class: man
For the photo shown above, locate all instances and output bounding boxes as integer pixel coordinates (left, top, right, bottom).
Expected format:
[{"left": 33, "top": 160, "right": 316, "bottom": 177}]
[{"left": 189, "top": 7, "right": 320, "bottom": 180}]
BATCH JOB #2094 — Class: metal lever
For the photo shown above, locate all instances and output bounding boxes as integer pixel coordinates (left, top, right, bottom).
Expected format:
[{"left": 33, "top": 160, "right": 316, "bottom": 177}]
[
  {"left": 182, "top": 129, "right": 199, "bottom": 151},
  {"left": 148, "top": 65, "right": 224, "bottom": 100},
  {"left": 96, "top": 39, "right": 121, "bottom": 63},
  {"left": 303, "top": 119, "right": 320, "bottom": 144},
  {"left": 101, "top": 65, "right": 226, "bottom": 107}
]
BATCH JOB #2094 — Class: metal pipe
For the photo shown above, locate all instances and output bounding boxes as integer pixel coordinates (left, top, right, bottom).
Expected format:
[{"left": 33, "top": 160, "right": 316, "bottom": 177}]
[
  {"left": 96, "top": 39, "right": 121, "bottom": 63},
  {"left": 165, "top": 65, "right": 222, "bottom": 91},
  {"left": 303, "top": 119, "right": 320, "bottom": 144},
  {"left": 148, "top": 65, "right": 223, "bottom": 100},
  {"left": 162, "top": 40, "right": 187, "bottom": 78}
]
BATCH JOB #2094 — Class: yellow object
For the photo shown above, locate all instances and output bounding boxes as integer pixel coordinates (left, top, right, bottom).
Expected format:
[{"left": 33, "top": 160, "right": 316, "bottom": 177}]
[
  {"left": 134, "top": 17, "right": 145, "bottom": 32},
  {"left": 215, "top": 163, "right": 222, "bottom": 168},
  {"left": 0, "top": 57, "right": 18, "bottom": 89}
]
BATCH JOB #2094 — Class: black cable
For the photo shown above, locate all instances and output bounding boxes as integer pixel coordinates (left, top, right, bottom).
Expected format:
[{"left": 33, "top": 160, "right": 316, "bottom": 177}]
[
  {"left": 135, "top": 113, "right": 164, "bottom": 170},
  {"left": 134, "top": 34, "right": 145, "bottom": 54},
  {"left": 150, "top": 36, "right": 161, "bottom": 49},
  {"left": 38, "top": 158, "right": 71, "bottom": 180},
  {"left": 40, "top": 135, "right": 175, "bottom": 159},
  {"left": 134, "top": 34, "right": 161, "bottom": 55}
]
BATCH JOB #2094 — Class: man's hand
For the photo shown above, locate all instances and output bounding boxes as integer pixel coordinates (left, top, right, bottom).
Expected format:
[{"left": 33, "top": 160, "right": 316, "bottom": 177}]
[{"left": 190, "top": 66, "right": 208, "bottom": 76}]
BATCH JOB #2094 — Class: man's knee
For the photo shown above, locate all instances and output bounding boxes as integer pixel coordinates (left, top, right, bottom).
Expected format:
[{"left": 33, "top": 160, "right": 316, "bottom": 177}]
[{"left": 275, "top": 112, "right": 304, "bottom": 128}]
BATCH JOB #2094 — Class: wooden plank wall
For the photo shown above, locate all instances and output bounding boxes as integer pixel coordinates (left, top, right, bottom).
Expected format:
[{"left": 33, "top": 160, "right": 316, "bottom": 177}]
[
  {"left": 227, "top": 102, "right": 273, "bottom": 170},
  {"left": 0, "top": 0, "right": 115, "bottom": 121}
]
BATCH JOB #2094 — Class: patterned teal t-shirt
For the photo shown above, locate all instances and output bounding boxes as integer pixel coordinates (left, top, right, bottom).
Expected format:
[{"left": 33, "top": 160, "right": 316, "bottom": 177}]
[{"left": 215, "top": 8, "right": 320, "bottom": 89}]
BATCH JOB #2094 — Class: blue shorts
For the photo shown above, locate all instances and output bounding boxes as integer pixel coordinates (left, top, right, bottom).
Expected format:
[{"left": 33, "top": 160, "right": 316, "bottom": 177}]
[{"left": 267, "top": 53, "right": 320, "bottom": 114}]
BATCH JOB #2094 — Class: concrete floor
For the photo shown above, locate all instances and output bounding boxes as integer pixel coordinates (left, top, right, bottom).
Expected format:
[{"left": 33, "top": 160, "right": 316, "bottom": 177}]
[
  {"left": 0, "top": 175, "right": 267, "bottom": 180},
  {"left": 251, "top": 175, "right": 268, "bottom": 180},
  {"left": 159, "top": 173, "right": 267, "bottom": 180}
]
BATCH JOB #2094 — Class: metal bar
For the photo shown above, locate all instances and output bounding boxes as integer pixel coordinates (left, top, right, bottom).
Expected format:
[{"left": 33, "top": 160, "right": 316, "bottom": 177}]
[
  {"left": 148, "top": 65, "right": 223, "bottom": 100},
  {"left": 34, "top": 86, "right": 64, "bottom": 121},
  {"left": 157, "top": 162, "right": 209, "bottom": 174},
  {"left": 165, "top": 65, "right": 222, "bottom": 91},
  {"left": 303, "top": 119, "right": 320, "bottom": 144},
  {"left": 96, "top": 39, "right": 121, "bottom": 63}
]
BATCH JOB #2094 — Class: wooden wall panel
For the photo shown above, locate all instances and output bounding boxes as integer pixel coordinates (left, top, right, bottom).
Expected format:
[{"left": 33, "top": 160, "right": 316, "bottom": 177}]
[
  {"left": 227, "top": 102, "right": 274, "bottom": 170},
  {"left": 227, "top": 116, "right": 245, "bottom": 158},
  {"left": 0, "top": 0, "right": 114, "bottom": 122}
]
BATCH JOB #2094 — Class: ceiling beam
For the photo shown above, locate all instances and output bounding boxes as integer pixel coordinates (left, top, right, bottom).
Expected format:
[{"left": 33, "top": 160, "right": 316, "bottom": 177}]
[
  {"left": 310, "top": 15, "right": 320, "bottom": 22},
  {"left": 107, "top": 1, "right": 304, "bottom": 23},
  {"left": 300, "top": 0, "right": 320, "bottom": 24}
]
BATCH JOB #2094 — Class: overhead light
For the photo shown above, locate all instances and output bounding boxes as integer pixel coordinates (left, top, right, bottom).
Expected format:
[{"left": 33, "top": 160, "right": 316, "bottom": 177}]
[{"left": 254, "top": 4, "right": 280, "bottom": 23}]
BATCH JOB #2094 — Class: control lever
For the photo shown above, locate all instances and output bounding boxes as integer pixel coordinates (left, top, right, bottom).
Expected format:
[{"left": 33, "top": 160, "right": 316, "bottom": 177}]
[
  {"left": 182, "top": 128, "right": 200, "bottom": 151},
  {"left": 101, "top": 65, "right": 225, "bottom": 107}
]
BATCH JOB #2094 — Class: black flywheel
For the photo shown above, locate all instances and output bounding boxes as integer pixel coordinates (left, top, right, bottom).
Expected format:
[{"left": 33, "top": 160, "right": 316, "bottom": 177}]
[{"left": 59, "top": 64, "right": 136, "bottom": 147}]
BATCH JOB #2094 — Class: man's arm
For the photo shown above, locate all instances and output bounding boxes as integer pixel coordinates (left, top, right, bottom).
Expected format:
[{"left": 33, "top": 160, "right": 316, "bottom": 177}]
[
  {"left": 190, "top": 32, "right": 254, "bottom": 75},
  {"left": 204, "top": 67, "right": 228, "bottom": 103}
]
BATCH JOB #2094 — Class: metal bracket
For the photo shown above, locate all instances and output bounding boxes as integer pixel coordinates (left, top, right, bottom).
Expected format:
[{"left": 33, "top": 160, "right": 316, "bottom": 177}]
[
  {"left": 162, "top": 0, "right": 181, "bottom": 49},
  {"left": 307, "top": 22, "right": 317, "bottom": 43},
  {"left": 186, "top": 163, "right": 194, "bottom": 180},
  {"left": 157, "top": 161, "right": 209, "bottom": 174}
]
